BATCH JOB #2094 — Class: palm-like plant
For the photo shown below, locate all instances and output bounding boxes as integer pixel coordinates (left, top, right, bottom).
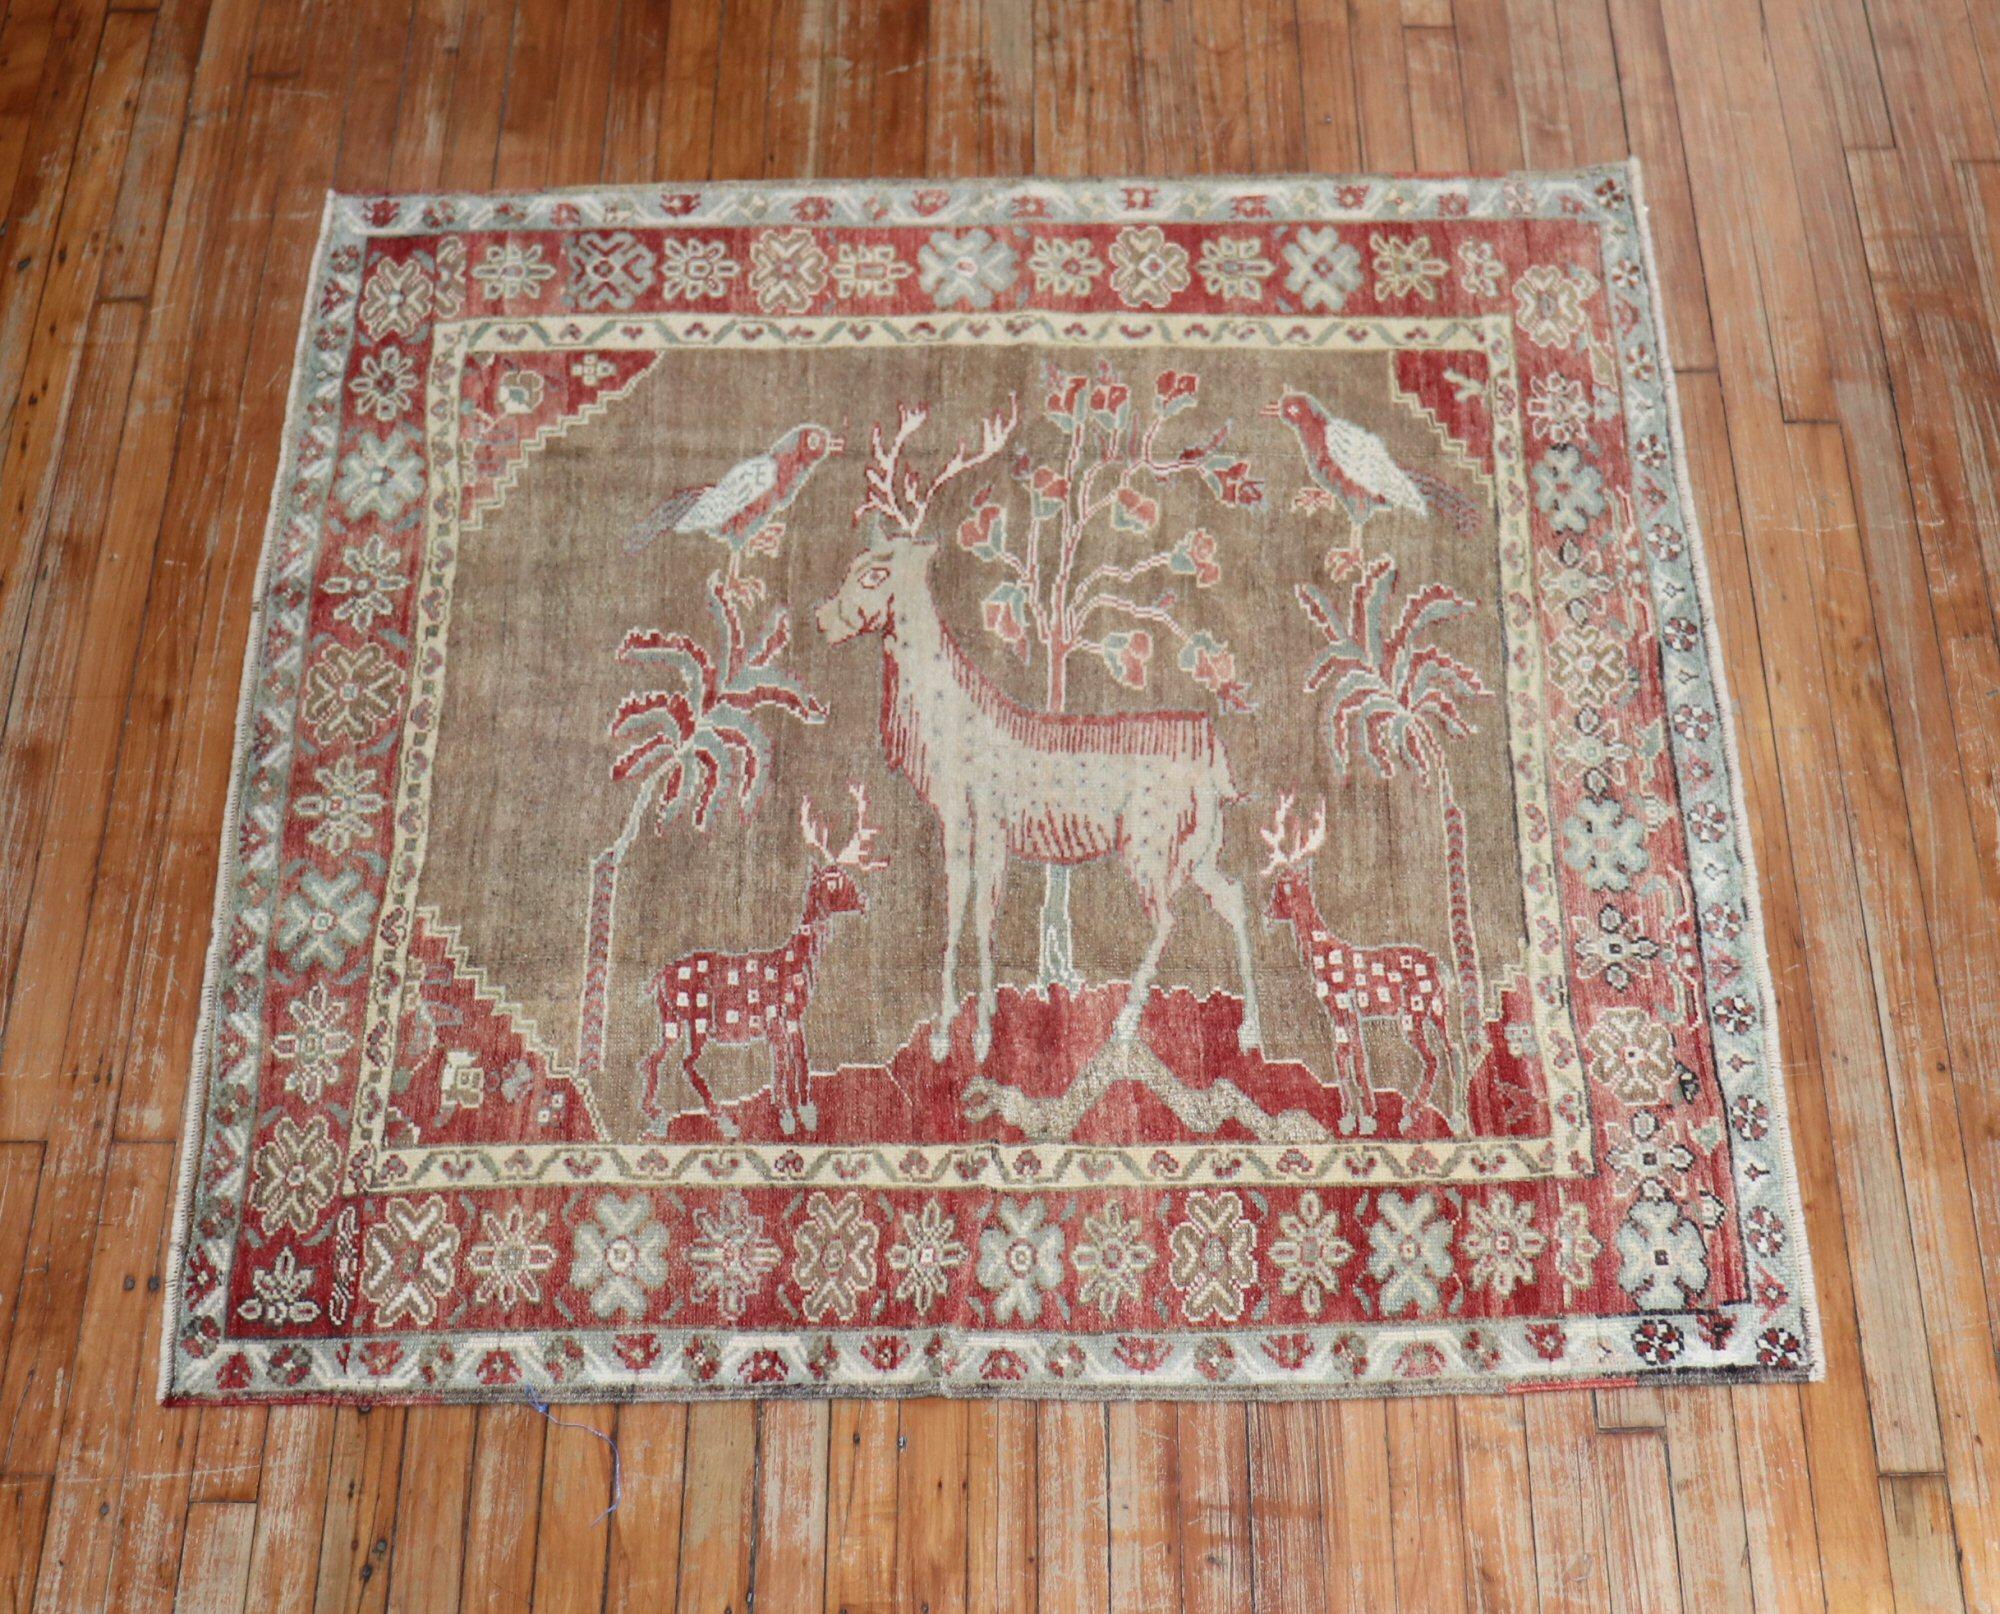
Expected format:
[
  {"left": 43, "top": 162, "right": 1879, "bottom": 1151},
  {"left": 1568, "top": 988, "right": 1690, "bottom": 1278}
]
[
  {"left": 1297, "top": 554, "right": 1493, "bottom": 1052},
  {"left": 576, "top": 572, "right": 826, "bottom": 1088},
  {"left": 609, "top": 573, "right": 825, "bottom": 830}
]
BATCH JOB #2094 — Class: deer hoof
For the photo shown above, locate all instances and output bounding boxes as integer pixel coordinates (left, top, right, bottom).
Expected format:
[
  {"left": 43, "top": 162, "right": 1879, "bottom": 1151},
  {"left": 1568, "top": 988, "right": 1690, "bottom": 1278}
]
[
  {"left": 1358, "top": 1113, "right": 1379, "bottom": 1137},
  {"left": 779, "top": 1111, "right": 797, "bottom": 1137},
  {"left": 1236, "top": 1021, "right": 1262, "bottom": 1056},
  {"left": 929, "top": 1025, "right": 953, "bottom": 1062},
  {"left": 714, "top": 1111, "right": 741, "bottom": 1141},
  {"left": 797, "top": 1101, "right": 818, "bottom": 1132}
]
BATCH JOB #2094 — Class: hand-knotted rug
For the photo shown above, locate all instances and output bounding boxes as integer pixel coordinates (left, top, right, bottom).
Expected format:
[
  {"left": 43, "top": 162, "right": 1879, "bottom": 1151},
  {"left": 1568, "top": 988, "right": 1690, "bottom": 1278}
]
[{"left": 163, "top": 164, "right": 1819, "bottom": 1404}]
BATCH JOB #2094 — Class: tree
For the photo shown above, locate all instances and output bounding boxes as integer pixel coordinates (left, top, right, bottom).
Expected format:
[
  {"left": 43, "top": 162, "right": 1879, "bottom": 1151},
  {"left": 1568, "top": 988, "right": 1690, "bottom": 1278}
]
[
  {"left": 1296, "top": 554, "right": 1493, "bottom": 1054},
  {"left": 952, "top": 358, "right": 1265, "bottom": 982},
  {"left": 576, "top": 572, "right": 825, "bottom": 1088}
]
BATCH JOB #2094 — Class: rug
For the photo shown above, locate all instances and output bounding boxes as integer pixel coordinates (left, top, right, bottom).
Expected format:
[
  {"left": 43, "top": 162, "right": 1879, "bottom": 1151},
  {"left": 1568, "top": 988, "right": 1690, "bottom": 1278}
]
[{"left": 163, "top": 165, "right": 1819, "bottom": 1403}]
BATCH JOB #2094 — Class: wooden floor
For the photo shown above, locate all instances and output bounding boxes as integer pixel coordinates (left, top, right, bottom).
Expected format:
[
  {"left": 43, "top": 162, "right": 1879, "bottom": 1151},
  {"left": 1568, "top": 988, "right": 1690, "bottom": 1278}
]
[{"left": 1, "top": 0, "right": 1998, "bottom": 1605}]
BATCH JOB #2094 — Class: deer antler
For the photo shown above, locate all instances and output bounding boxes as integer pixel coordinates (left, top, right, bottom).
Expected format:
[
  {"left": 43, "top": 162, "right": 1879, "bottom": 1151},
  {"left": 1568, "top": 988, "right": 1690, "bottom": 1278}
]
[
  {"left": 1296, "top": 800, "right": 1327, "bottom": 862},
  {"left": 855, "top": 394, "right": 1020, "bottom": 539},
  {"left": 800, "top": 795, "right": 835, "bottom": 863},
  {"left": 1260, "top": 793, "right": 1297, "bottom": 877},
  {"left": 835, "top": 782, "right": 889, "bottom": 870},
  {"left": 1260, "top": 794, "right": 1327, "bottom": 876}
]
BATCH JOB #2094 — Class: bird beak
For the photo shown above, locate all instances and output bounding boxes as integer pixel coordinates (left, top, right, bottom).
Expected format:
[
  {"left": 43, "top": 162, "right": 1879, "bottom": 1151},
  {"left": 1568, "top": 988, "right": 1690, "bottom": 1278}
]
[
  {"left": 828, "top": 435, "right": 847, "bottom": 455},
  {"left": 1259, "top": 400, "right": 1283, "bottom": 418}
]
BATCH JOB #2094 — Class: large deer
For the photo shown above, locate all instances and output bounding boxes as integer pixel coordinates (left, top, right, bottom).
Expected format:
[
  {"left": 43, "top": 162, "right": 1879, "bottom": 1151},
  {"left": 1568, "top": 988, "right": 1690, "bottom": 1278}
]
[
  {"left": 815, "top": 398, "right": 1264, "bottom": 1062},
  {"left": 638, "top": 786, "right": 886, "bottom": 1138},
  {"left": 1260, "top": 795, "right": 1456, "bottom": 1135}
]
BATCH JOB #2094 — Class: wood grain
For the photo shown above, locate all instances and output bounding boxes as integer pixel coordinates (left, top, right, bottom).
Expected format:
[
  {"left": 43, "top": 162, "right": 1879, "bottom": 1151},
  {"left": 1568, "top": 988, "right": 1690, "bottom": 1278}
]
[{"left": 3, "top": 0, "right": 1999, "bottom": 1608}]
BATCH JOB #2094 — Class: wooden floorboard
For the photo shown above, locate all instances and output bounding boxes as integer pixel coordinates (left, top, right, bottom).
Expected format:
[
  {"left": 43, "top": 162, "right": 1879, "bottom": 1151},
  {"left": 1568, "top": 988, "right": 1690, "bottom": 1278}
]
[{"left": 0, "top": 0, "right": 1995, "bottom": 1607}]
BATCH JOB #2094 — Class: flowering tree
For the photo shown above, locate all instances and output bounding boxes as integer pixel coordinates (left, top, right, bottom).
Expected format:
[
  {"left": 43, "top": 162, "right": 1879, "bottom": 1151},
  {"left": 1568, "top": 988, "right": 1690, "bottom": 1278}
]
[
  {"left": 1296, "top": 554, "right": 1493, "bottom": 1054},
  {"left": 951, "top": 358, "right": 1265, "bottom": 981},
  {"left": 577, "top": 571, "right": 826, "bottom": 1090}
]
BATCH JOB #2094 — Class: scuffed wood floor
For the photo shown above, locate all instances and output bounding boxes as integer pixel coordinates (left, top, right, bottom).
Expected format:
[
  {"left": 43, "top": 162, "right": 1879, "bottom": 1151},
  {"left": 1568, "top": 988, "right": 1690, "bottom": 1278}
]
[{"left": 1, "top": 0, "right": 1998, "bottom": 1606}]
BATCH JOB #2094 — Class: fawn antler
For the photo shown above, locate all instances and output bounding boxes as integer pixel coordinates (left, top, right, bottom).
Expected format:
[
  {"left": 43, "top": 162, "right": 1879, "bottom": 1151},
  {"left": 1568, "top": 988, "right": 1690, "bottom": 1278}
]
[
  {"left": 835, "top": 782, "right": 889, "bottom": 870},
  {"left": 855, "top": 395, "right": 1020, "bottom": 539},
  {"left": 1259, "top": 794, "right": 1327, "bottom": 877},
  {"left": 801, "top": 784, "right": 890, "bottom": 871}
]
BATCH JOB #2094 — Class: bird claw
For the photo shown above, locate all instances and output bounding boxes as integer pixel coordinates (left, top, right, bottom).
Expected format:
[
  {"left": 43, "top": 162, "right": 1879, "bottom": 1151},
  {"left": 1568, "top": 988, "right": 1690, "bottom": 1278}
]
[
  {"left": 748, "top": 521, "right": 785, "bottom": 557},
  {"left": 1324, "top": 543, "right": 1366, "bottom": 579}
]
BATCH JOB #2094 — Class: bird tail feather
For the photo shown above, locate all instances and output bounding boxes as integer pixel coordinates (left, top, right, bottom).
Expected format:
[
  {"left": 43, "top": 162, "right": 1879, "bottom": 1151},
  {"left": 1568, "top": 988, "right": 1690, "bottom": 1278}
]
[
  {"left": 622, "top": 485, "right": 708, "bottom": 555},
  {"left": 1407, "top": 470, "right": 1486, "bottom": 539}
]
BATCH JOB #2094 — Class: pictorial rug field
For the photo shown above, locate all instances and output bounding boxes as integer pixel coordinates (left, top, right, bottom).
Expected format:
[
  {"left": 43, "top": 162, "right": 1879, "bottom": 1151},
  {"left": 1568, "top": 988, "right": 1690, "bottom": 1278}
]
[{"left": 163, "top": 165, "right": 1819, "bottom": 1403}]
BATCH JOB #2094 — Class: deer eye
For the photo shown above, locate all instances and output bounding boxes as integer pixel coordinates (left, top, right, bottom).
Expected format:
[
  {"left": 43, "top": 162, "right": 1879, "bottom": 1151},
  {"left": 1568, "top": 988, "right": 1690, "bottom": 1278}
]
[{"left": 857, "top": 565, "right": 890, "bottom": 589}]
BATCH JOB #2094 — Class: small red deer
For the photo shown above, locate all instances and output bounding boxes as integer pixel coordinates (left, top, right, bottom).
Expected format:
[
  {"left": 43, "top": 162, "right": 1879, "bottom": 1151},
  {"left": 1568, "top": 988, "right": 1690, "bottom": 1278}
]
[
  {"left": 816, "top": 398, "right": 1264, "bottom": 1063},
  {"left": 639, "top": 786, "right": 886, "bottom": 1138},
  {"left": 1260, "top": 796, "right": 1453, "bottom": 1136}
]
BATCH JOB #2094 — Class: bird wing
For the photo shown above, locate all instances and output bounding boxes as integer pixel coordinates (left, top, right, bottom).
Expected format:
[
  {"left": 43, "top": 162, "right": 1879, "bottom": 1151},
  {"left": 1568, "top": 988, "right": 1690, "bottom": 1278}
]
[
  {"left": 688, "top": 453, "right": 780, "bottom": 530},
  {"left": 1324, "top": 418, "right": 1427, "bottom": 511}
]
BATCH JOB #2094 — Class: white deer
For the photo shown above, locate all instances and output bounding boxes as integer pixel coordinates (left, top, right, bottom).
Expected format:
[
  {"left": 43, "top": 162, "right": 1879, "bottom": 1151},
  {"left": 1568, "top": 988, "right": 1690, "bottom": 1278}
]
[{"left": 814, "top": 397, "right": 1264, "bottom": 1062}]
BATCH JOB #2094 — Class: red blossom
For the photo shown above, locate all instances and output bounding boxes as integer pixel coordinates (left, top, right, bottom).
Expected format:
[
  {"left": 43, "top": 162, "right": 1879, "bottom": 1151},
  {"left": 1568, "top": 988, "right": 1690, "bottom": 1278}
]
[
  {"left": 1044, "top": 371, "right": 1087, "bottom": 421},
  {"left": 1088, "top": 377, "right": 1131, "bottom": 419},
  {"left": 741, "top": 1349, "right": 789, "bottom": 1385},
  {"left": 361, "top": 1340, "right": 405, "bottom": 1377},
  {"left": 980, "top": 1348, "right": 1028, "bottom": 1381},
  {"left": 1394, "top": 1342, "right": 1447, "bottom": 1378},
  {"left": 1113, "top": 1336, "right": 1171, "bottom": 1373},
  {"left": 1207, "top": 458, "right": 1264, "bottom": 507},
  {"left": 861, "top": 1334, "right": 910, "bottom": 1372},
  {"left": 1263, "top": 1333, "right": 1312, "bottom": 1370},
  {"left": 476, "top": 1349, "right": 521, "bottom": 1386},
  {"left": 615, "top": 1333, "right": 663, "bottom": 1371}
]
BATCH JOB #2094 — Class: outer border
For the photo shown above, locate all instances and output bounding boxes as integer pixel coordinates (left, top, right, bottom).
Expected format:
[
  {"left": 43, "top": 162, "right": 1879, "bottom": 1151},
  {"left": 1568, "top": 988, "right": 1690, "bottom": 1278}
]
[
  {"left": 160, "top": 192, "right": 344, "bottom": 1402},
  {"left": 161, "top": 162, "right": 1820, "bottom": 1403},
  {"left": 1625, "top": 157, "right": 1820, "bottom": 1373}
]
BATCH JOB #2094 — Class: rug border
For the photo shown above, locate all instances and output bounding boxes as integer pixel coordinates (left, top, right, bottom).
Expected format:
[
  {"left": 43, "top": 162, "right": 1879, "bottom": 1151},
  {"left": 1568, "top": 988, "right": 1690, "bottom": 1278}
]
[
  {"left": 1624, "top": 156, "right": 1822, "bottom": 1380},
  {"left": 159, "top": 190, "right": 343, "bottom": 1406},
  {"left": 159, "top": 162, "right": 1823, "bottom": 1405}
]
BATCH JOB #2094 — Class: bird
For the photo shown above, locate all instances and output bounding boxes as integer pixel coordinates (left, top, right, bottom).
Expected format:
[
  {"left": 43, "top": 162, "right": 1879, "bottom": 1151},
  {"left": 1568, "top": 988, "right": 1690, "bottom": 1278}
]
[
  {"left": 623, "top": 423, "right": 845, "bottom": 558},
  {"left": 1262, "top": 388, "right": 1482, "bottom": 571}
]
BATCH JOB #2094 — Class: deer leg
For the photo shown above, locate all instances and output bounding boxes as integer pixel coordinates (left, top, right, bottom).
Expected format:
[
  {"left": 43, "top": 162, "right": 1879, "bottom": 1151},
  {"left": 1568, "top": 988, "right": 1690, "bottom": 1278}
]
[
  {"left": 1404, "top": 1011, "right": 1440, "bottom": 1136},
  {"left": 789, "top": 1026, "right": 818, "bottom": 1133},
  {"left": 1327, "top": 1002, "right": 1373, "bottom": 1135},
  {"left": 637, "top": 1009, "right": 678, "bottom": 1130},
  {"left": 1190, "top": 854, "right": 1262, "bottom": 1053},
  {"left": 932, "top": 813, "right": 972, "bottom": 1062},
  {"left": 971, "top": 828, "right": 1007, "bottom": 1063},
  {"left": 771, "top": 1034, "right": 797, "bottom": 1137},
  {"left": 787, "top": 1024, "right": 815, "bottom": 1132},
  {"left": 1350, "top": 1013, "right": 1380, "bottom": 1135},
  {"left": 1438, "top": 1010, "right": 1468, "bottom": 1133},
  {"left": 1111, "top": 891, "right": 1177, "bottom": 1044},
  {"left": 681, "top": 1039, "right": 738, "bottom": 1140}
]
